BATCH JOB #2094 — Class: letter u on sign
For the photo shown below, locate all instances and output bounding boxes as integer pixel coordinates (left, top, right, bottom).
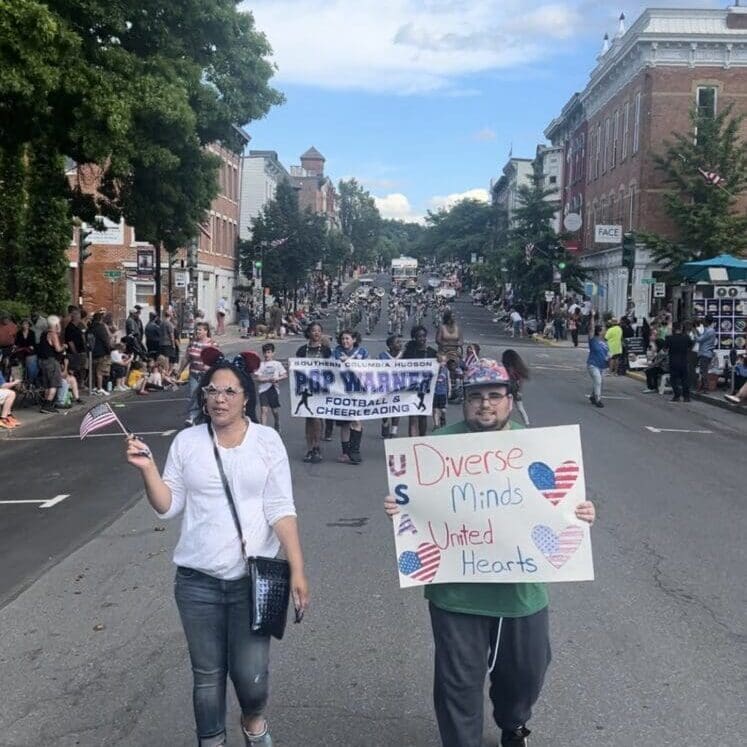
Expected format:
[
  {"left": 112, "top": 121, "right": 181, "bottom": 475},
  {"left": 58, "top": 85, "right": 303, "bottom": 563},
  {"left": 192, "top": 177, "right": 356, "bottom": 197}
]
[{"left": 388, "top": 454, "right": 407, "bottom": 477}]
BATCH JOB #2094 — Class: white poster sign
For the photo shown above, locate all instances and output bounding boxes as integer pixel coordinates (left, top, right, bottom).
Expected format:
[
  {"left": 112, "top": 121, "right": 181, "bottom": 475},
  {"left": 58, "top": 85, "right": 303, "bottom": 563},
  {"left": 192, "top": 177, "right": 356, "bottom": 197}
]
[
  {"left": 385, "top": 425, "right": 594, "bottom": 586},
  {"left": 653, "top": 282, "right": 666, "bottom": 298},
  {"left": 289, "top": 358, "right": 439, "bottom": 421},
  {"left": 594, "top": 224, "right": 622, "bottom": 244},
  {"left": 84, "top": 217, "right": 124, "bottom": 245}
]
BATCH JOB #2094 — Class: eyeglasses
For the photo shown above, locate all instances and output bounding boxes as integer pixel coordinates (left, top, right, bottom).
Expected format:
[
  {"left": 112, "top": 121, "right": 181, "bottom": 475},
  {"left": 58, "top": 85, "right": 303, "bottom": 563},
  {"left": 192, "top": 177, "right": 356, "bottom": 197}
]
[
  {"left": 202, "top": 386, "right": 243, "bottom": 400},
  {"left": 465, "top": 391, "right": 509, "bottom": 405}
]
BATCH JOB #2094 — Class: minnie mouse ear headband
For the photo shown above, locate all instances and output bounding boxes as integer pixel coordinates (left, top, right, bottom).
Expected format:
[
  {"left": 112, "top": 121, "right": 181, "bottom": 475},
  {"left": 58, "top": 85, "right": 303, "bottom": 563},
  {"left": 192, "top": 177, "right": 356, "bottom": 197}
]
[{"left": 200, "top": 346, "right": 261, "bottom": 374}]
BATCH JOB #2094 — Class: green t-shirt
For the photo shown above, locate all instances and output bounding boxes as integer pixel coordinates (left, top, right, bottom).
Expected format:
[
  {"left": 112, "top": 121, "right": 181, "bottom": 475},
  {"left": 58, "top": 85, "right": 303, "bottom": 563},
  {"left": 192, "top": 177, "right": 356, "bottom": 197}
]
[{"left": 423, "top": 419, "right": 549, "bottom": 618}]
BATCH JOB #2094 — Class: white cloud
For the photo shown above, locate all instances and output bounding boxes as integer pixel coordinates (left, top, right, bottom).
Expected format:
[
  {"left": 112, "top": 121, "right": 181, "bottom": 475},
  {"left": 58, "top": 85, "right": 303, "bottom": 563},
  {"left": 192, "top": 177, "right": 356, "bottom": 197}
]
[
  {"left": 243, "top": 1, "right": 582, "bottom": 95},
  {"left": 374, "top": 193, "right": 424, "bottom": 223},
  {"left": 429, "top": 188, "right": 490, "bottom": 212},
  {"left": 472, "top": 127, "right": 496, "bottom": 142}
]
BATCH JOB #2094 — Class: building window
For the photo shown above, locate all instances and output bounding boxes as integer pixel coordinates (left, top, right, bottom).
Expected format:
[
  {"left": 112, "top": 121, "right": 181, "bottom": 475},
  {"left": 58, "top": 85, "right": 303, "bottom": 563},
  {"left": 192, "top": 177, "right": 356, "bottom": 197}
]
[
  {"left": 696, "top": 86, "right": 717, "bottom": 119},
  {"left": 135, "top": 283, "right": 154, "bottom": 306},
  {"left": 595, "top": 124, "right": 601, "bottom": 179},
  {"left": 602, "top": 118, "right": 610, "bottom": 174},
  {"left": 628, "top": 188, "right": 636, "bottom": 229},
  {"left": 612, "top": 109, "right": 620, "bottom": 168},
  {"left": 622, "top": 101, "right": 630, "bottom": 161},
  {"left": 632, "top": 92, "right": 641, "bottom": 154},
  {"left": 549, "top": 175, "right": 557, "bottom": 185}
]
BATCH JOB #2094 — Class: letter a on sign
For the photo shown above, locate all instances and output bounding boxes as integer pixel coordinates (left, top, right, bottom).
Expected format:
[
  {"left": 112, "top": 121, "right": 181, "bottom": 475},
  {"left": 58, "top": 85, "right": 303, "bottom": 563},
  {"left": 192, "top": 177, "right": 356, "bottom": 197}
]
[{"left": 388, "top": 455, "right": 407, "bottom": 477}]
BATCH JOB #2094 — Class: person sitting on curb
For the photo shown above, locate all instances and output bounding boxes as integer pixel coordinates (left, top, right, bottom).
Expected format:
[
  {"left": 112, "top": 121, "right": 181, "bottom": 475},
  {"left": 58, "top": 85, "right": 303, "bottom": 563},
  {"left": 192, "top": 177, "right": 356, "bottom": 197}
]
[
  {"left": 724, "top": 381, "right": 747, "bottom": 406},
  {"left": 384, "top": 359, "right": 595, "bottom": 747},
  {"left": 0, "top": 369, "right": 21, "bottom": 428}
]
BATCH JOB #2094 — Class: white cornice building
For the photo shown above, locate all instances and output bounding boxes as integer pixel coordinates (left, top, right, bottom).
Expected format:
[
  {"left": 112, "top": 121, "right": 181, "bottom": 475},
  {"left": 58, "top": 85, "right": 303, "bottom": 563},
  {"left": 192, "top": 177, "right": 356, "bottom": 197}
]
[{"left": 239, "top": 150, "right": 290, "bottom": 241}]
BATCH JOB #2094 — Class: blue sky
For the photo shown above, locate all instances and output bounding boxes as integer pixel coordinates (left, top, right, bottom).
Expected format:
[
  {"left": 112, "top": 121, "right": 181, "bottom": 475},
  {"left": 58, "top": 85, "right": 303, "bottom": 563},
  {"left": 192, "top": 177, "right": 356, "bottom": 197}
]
[{"left": 240, "top": 0, "right": 722, "bottom": 221}]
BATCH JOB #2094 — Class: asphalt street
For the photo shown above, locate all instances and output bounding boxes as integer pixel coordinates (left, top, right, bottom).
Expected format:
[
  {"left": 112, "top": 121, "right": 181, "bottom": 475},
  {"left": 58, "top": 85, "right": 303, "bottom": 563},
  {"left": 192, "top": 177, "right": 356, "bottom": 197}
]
[{"left": 0, "top": 282, "right": 745, "bottom": 746}]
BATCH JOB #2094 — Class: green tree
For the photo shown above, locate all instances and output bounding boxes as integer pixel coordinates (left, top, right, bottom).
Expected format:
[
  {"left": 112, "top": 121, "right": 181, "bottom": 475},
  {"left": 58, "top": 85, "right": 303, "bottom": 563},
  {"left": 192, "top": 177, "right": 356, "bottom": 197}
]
[
  {"left": 0, "top": 0, "right": 284, "bottom": 310},
  {"left": 376, "top": 219, "right": 425, "bottom": 266},
  {"left": 240, "top": 181, "right": 325, "bottom": 302},
  {"left": 338, "top": 179, "right": 381, "bottom": 268},
  {"left": 638, "top": 105, "right": 747, "bottom": 269},
  {"left": 421, "top": 199, "right": 493, "bottom": 263},
  {"left": 503, "top": 164, "right": 584, "bottom": 306}
]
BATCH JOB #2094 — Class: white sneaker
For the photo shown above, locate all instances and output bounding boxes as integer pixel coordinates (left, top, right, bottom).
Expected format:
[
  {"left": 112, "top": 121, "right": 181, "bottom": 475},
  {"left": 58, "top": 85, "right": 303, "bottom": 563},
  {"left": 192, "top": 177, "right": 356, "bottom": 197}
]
[{"left": 115, "top": 385, "right": 129, "bottom": 391}]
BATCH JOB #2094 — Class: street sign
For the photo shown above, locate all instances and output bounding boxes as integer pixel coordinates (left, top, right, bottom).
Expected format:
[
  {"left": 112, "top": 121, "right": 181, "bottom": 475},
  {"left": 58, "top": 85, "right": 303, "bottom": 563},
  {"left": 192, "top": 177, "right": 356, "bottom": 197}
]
[
  {"left": 175, "top": 272, "right": 187, "bottom": 289},
  {"left": 654, "top": 282, "right": 666, "bottom": 298},
  {"left": 103, "top": 270, "right": 122, "bottom": 280},
  {"left": 559, "top": 282, "right": 567, "bottom": 296},
  {"left": 544, "top": 291, "right": 555, "bottom": 302},
  {"left": 641, "top": 278, "right": 655, "bottom": 285},
  {"left": 470, "top": 253, "right": 477, "bottom": 264},
  {"left": 594, "top": 224, "right": 622, "bottom": 244},
  {"left": 584, "top": 281, "right": 597, "bottom": 297},
  {"left": 564, "top": 213, "right": 582, "bottom": 232}
]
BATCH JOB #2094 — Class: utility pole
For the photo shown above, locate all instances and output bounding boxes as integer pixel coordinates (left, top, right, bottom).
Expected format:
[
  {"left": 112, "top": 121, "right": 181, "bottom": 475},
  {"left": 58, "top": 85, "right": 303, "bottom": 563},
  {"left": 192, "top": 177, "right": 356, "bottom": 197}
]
[{"left": 154, "top": 242, "right": 162, "bottom": 318}]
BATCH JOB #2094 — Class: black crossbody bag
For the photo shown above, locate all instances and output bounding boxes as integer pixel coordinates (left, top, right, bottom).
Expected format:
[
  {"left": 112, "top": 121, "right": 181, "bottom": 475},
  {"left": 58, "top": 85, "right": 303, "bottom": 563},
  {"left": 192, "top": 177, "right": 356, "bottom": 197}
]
[{"left": 208, "top": 423, "right": 291, "bottom": 640}]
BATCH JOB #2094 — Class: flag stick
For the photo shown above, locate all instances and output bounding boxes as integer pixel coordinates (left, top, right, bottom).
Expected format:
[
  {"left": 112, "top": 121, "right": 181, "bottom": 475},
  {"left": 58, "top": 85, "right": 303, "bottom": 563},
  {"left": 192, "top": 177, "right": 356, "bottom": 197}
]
[{"left": 105, "top": 403, "right": 131, "bottom": 437}]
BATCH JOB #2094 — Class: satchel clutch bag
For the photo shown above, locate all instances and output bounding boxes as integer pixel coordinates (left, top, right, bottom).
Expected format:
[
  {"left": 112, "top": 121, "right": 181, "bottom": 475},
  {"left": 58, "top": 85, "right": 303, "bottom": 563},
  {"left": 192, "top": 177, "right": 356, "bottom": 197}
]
[{"left": 248, "top": 556, "right": 291, "bottom": 640}]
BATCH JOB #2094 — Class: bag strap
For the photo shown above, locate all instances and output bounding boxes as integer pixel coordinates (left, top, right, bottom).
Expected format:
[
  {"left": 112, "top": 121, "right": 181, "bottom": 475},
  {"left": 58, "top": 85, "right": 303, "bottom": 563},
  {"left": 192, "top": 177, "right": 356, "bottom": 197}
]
[{"left": 207, "top": 422, "right": 248, "bottom": 562}]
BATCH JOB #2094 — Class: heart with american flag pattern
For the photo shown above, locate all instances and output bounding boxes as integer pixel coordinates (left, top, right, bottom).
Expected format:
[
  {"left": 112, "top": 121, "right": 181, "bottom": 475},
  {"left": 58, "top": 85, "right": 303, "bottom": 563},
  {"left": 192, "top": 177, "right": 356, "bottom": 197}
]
[
  {"left": 398, "top": 543, "right": 441, "bottom": 583},
  {"left": 528, "top": 460, "right": 579, "bottom": 505},
  {"left": 531, "top": 524, "right": 584, "bottom": 569}
]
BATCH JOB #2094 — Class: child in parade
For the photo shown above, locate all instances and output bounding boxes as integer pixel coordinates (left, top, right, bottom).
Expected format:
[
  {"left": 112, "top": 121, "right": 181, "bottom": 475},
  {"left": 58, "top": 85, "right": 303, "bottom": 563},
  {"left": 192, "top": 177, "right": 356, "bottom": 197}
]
[
  {"left": 254, "top": 342, "right": 287, "bottom": 432},
  {"left": 334, "top": 329, "right": 368, "bottom": 464},
  {"left": 432, "top": 352, "right": 451, "bottom": 430},
  {"left": 379, "top": 334, "right": 403, "bottom": 438}
]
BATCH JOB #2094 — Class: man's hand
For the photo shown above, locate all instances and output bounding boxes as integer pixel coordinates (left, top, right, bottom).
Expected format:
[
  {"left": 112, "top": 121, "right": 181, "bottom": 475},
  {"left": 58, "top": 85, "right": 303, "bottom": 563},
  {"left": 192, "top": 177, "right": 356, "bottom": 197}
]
[
  {"left": 384, "top": 494, "right": 400, "bottom": 519},
  {"left": 574, "top": 501, "right": 595, "bottom": 526}
]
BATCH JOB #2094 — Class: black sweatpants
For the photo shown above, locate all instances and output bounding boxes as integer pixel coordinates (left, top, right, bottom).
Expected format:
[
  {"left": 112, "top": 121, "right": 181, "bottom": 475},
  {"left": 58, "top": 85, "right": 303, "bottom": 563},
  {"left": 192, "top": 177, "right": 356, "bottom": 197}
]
[
  {"left": 429, "top": 603, "right": 551, "bottom": 747},
  {"left": 670, "top": 363, "right": 690, "bottom": 400}
]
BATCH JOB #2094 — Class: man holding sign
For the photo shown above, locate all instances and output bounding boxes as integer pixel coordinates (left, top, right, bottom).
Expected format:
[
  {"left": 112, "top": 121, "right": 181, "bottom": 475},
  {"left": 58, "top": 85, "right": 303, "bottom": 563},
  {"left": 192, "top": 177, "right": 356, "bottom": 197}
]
[{"left": 384, "top": 359, "right": 595, "bottom": 747}]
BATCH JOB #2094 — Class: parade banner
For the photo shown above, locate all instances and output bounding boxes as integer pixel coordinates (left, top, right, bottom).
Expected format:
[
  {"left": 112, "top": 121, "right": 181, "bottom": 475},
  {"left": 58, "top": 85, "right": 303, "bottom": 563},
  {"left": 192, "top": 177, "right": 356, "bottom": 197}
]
[
  {"left": 289, "top": 358, "right": 439, "bottom": 421},
  {"left": 385, "top": 425, "right": 594, "bottom": 587}
]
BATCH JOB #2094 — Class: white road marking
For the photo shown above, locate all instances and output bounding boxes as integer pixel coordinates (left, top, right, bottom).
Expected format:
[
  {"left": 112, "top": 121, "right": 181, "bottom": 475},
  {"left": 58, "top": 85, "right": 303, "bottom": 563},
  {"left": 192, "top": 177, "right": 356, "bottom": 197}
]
[
  {"left": 0, "top": 494, "right": 69, "bottom": 508},
  {"left": 6, "top": 430, "right": 171, "bottom": 441},
  {"left": 601, "top": 395, "right": 633, "bottom": 400},
  {"left": 645, "top": 426, "right": 713, "bottom": 434}
]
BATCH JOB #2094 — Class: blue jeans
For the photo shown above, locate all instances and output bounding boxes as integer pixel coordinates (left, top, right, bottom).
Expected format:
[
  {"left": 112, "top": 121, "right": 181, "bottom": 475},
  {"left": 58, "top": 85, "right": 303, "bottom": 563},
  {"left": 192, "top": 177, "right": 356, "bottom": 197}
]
[
  {"left": 587, "top": 364, "right": 603, "bottom": 401},
  {"left": 187, "top": 373, "right": 201, "bottom": 422},
  {"left": 174, "top": 567, "right": 271, "bottom": 747}
]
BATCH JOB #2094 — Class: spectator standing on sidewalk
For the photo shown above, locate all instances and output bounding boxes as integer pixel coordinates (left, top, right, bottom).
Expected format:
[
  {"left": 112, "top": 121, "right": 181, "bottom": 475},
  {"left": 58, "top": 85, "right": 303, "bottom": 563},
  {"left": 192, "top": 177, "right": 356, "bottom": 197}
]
[
  {"left": 384, "top": 359, "right": 595, "bottom": 747},
  {"left": 509, "top": 308, "right": 523, "bottom": 338},
  {"left": 664, "top": 322, "right": 693, "bottom": 403},
  {"left": 296, "top": 322, "right": 332, "bottom": 463},
  {"left": 14, "top": 319, "right": 38, "bottom": 383},
  {"left": 643, "top": 340, "right": 668, "bottom": 393},
  {"left": 587, "top": 324, "right": 608, "bottom": 408},
  {"left": 90, "top": 312, "right": 113, "bottom": 395},
  {"left": 159, "top": 309, "right": 177, "bottom": 364},
  {"left": 694, "top": 316, "right": 717, "bottom": 392},
  {"left": 144, "top": 312, "right": 160, "bottom": 357},
  {"left": 568, "top": 309, "right": 580, "bottom": 348},
  {"left": 125, "top": 306, "right": 144, "bottom": 347},
  {"left": 64, "top": 309, "right": 87, "bottom": 384},
  {"left": 178, "top": 322, "right": 217, "bottom": 427},
  {"left": 38, "top": 315, "right": 66, "bottom": 413},
  {"left": 604, "top": 319, "right": 623, "bottom": 375},
  {"left": 126, "top": 351, "right": 309, "bottom": 747}
]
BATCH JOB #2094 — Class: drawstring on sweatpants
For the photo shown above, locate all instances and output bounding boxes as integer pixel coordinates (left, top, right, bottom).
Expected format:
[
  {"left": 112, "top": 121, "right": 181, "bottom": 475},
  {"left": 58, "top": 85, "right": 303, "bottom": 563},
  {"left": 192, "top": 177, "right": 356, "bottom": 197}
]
[{"left": 487, "top": 617, "right": 503, "bottom": 674}]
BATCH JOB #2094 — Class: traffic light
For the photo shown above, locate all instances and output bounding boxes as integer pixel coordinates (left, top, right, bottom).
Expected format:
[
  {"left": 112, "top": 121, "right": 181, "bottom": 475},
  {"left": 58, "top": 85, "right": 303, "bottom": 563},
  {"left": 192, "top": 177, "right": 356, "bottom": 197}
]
[
  {"left": 557, "top": 260, "right": 567, "bottom": 271},
  {"left": 622, "top": 232, "right": 635, "bottom": 270},
  {"left": 79, "top": 228, "right": 93, "bottom": 262}
]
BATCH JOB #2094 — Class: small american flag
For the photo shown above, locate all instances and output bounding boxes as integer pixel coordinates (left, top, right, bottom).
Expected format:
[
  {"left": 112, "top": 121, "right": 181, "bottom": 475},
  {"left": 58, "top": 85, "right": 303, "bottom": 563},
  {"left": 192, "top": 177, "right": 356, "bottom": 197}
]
[
  {"left": 698, "top": 167, "right": 726, "bottom": 187},
  {"left": 80, "top": 403, "right": 118, "bottom": 439}
]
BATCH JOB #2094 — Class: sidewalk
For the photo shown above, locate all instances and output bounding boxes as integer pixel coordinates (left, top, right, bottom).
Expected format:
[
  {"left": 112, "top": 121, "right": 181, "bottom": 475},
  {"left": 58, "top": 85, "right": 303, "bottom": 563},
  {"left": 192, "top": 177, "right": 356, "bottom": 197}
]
[{"left": 625, "top": 369, "right": 747, "bottom": 416}]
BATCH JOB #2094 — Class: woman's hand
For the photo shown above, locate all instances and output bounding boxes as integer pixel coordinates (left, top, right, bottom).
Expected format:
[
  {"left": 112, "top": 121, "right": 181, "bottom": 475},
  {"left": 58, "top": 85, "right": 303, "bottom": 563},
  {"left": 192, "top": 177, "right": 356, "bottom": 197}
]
[
  {"left": 126, "top": 435, "right": 154, "bottom": 471},
  {"left": 291, "top": 571, "right": 310, "bottom": 615},
  {"left": 384, "top": 494, "right": 400, "bottom": 519},
  {"left": 575, "top": 501, "right": 596, "bottom": 526}
]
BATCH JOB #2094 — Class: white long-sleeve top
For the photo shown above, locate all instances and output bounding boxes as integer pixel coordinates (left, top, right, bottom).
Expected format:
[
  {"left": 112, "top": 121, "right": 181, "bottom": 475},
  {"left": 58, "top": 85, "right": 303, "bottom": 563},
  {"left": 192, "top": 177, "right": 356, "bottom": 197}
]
[{"left": 158, "top": 422, "right": 296, "bottom": 579}]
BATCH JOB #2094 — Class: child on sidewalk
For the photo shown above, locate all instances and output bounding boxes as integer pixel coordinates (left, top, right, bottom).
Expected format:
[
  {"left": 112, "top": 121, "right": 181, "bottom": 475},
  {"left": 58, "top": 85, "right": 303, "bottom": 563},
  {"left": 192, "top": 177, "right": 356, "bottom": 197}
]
[{"left": 254, "top": 342, "right": 287, "bottom": 432}]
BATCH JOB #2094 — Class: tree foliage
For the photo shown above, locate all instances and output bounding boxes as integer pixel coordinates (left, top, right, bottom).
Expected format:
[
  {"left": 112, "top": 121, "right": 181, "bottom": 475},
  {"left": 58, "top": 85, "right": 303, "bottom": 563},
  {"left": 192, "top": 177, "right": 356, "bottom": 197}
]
[
  {"left": 240, "top": 181, "right": 326, "bottom": 297},
  {"left": 376, "top": 219, "right": 426, "bottom": 265},
  {"left": 638, "top": 106, "right": 747, "bottom": 269},
  {"left": 0, "top": 0, "right": 284, "bottom": 307},
  {"left": 421, "top": 199, "right": 493, "bottom": 263},
  {"left": 338, "top": 179, "right": 381, "bottom": 267}
]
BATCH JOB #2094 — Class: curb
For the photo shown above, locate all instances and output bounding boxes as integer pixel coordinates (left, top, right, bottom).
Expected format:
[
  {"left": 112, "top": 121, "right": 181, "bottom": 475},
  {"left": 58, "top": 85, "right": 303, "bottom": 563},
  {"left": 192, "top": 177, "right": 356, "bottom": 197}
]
[{"left": 625, "top": 371, "right": 747, "bottom": 416}]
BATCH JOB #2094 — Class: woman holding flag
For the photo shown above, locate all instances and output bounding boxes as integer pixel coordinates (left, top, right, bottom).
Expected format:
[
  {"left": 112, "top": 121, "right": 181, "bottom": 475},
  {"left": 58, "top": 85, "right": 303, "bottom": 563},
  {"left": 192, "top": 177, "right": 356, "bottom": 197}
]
[{"left": 124, "top": 347, "right": 310, "bottom": 747}]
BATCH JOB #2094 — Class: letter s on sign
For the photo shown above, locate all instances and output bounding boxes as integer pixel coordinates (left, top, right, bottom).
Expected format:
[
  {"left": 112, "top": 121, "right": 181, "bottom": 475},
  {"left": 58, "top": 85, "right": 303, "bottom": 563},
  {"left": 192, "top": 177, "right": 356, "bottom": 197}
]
[{"left": 394, "top": 484, "right": 410, "bottom": 505}]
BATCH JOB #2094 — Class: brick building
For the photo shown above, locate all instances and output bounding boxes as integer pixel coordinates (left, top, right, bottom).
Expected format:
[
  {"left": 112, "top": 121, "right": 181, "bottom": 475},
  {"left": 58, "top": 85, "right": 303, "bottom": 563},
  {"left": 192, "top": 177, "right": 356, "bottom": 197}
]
[
  {"left": 67, "top": 134, "right": 247, "bottom": 329},
  {"left": 544, "top": 6, "right": 747, "bottom": 318},
  {"left": 290, "top": 147, "right": 340, "bottom": 229}
]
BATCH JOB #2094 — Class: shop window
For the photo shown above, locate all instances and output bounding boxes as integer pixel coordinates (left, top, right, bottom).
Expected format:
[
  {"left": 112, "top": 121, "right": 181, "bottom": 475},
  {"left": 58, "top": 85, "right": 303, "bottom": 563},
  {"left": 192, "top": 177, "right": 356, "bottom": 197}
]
[{"left": 135, "top": 283, "right": 154, "bottom": 306}]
